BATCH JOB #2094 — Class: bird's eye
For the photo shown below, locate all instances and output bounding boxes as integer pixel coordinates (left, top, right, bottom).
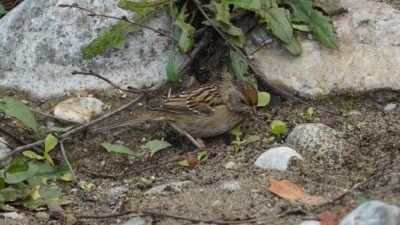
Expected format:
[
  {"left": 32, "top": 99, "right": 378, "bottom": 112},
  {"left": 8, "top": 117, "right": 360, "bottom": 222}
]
[{"left": 240, "top": 98, "right": 247, "bottom": 104}]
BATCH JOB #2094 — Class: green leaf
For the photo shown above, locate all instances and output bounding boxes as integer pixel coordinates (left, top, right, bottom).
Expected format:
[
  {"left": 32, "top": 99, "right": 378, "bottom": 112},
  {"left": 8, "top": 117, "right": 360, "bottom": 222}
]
[
  {"left": 23, "top": 151, "right": 45, "bottom": 160},
  {"left": 117, "top": 0, "right": 170, "bottom": 16},
  {"left": 307, "top": 107, "right": 314, "bottom": 116},
  {"left": 49, "top": 125, "right": 75, "bottom": 133},
  {"left": 312, "top": 0, "right": 346, "bottom": 16},
  {"left": 5, "top": 164, "right": 39, "bottom": 184},
  {"left": 59, "top": 173, "right": 73, "bottom": 182},
  {"left": 45, "top": 134, "right": 58, "bottom": 153},
  {"left": 141, "top": 140, "right": 172, "bottom": 156},
  {"left": 258, "top": 7, "right": 293, "bottom": 44},
  {"left": 271, "top": 120, "right": 288, "bottom": 135},
  {"left": 0, "top": 4, "right": 7, "bottom": 16},
  {"left": 44, "top": 153, "right": 54, "bottom": 166},
  {"left": 205, "top": 0, "right": 245, "bottom": 47},
  {"left": 290, "top": 0, "right": 338, "bottom": 49},
  {"left": 291, "top": 23, "right": 311, "bottom": 32},
  {"left": 83, "top": 20, "right": 142, "bottom": 59},
  {"left": 166, "top": 50, "right": 179, "bottom": 85},
  {"left": 0, "top": 97, "right": 39, "bottom": 133},
  {"left": 100, "top": 143, "right": 136, "bottom": 156},
  {"left": 230, "top": 125, "right": 242, "bottom": 139},
  {"left": 178, "top": 159, "right": 189, "bottom": 167},
  {"left": 283, "top": 36, "right": 303, "bottom": 55},
  {"left": 0, "top": 177, "right": 5, "bottom": 190},
  {"left": 230, "top": 50, "right": 248, "bottom": 80},
  {"left": 257, "top": 92, "right": 270, "bottom": 107},
  {"left": 226, "top": 0, "right": 270, "bottom": 10},
  {"left": 174, "top": 2, "right": 195, "bottom": 53},
  {"left": 245, "top": 135, "right": 261, "bottom": 144}
]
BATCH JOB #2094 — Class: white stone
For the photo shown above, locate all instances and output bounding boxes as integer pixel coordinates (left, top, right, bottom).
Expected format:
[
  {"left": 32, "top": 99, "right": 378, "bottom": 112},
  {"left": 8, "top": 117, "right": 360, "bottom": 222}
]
[
  {"left": 299, "top": 221, "right": 321, "bottom": 225},
  {"left": 0, "top": 212, "right": 25, "bottom": 220},
  {"left": 384, "top": 103, "right": 397, "bottom": 112},
  {"left": 144, "top": 181, "right": 191, "bottom": 196},
  {"left": 53, "top": 97, "right": 103, "bottom": 123},
  {"left": 123, "top": 217, "right": 145, "bottom": 225},
  {"left": 0, "top": 0, "right": 180, "bottom": 99},
  {"left": 224, "top": 161, "right": 237, "bottom": 169},
  {"left": 245, "top": 0, "right": 400, "bottom": 97},
  {"left": 340, "top": 201, "right": 400, "bottom": 225},
  {"left": 254, "top": 146, "right": 302, "bottom": 171},
  {"left": 220, "top": 181, "right": 241, "bottom": 193}
]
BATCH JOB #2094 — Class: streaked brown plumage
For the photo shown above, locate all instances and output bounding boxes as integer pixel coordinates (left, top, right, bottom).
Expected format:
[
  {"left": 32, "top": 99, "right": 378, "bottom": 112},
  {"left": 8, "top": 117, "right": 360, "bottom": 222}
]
[{"left": 95, "top": 77, "right": 258, "bottom": 148}]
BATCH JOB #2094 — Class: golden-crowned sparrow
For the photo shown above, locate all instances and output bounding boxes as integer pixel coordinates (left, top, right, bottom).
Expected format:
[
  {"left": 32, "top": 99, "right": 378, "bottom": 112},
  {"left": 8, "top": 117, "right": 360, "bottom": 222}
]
[{"left": 97, "top": 77, "right": 258, "bottom": 148}]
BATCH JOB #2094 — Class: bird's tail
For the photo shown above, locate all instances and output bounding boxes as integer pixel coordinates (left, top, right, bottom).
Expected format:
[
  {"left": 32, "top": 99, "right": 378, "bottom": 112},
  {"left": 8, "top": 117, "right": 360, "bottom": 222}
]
[{"left": 92, "top": 112, "right": 160, "bottom": 133}]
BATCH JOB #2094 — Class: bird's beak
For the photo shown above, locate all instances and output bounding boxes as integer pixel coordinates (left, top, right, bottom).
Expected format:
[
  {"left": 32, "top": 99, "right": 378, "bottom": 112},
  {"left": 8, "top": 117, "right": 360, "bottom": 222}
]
[{"left": 252, "top": 105, "right": 258, "bottom": 116}]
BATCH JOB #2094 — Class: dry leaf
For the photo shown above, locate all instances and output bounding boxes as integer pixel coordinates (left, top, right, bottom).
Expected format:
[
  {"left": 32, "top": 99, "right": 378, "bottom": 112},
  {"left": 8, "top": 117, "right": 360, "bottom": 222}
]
[
  {"left": 187, "top": 153, "right": 198, "bottom": 169},
  {"left": 268, "top": 178, "right": 326, "bottom": 206}
]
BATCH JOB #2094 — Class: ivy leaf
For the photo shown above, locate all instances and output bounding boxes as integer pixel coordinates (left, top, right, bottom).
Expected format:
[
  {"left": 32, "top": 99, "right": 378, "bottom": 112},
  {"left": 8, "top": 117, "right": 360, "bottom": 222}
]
[
  {"left": 141, "top": 140, "right": 171, "bottom": 156},
  {"left": 257, "top": 92, "right": 270, "bottom": 107},
  {"left": 166, "top": 49, "right": 179, "bottom": 85},
  {"left": 45, "top": 134, "right": 58, "bottom": 153},
  {"left": 23, "top": 151, "right": 45, "bottom": 160},
  {"left": 100, "top": 143, "right": 136, "bottom": 156},
  {"left": 205, "top": 0, "right": 245, "bottom": 47},
  {"left": 117, "top": 0, "right": 170, "bottom": 16},
  {"left": 0, "top": 97, "right": 39, "bottom": 133},
  {"left": 83, "top": 20, "right": 142, "bottom": 59},
  {"left": 174, "top": 2, "right": 196, "bottom": 53},
  {"left": 271, "top": 120, "right": 288, "bottom": 135},
  {"left": 230, "top": 50, "right": 248, "bottom": 80},
  {"left": 4, "top": 164, "right": 39, "bottom": 184},
  {"left": 290, "top": 0, "right": 338, "bottom": 49},
  {"left": 0, "top": 4, "right": 7, "bottom": 16}
]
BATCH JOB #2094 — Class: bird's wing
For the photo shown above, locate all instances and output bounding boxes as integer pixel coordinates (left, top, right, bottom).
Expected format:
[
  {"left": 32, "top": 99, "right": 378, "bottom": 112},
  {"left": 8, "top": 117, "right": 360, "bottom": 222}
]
[{"left": 151, "top": 84, "right": 224, "bottom": 115}]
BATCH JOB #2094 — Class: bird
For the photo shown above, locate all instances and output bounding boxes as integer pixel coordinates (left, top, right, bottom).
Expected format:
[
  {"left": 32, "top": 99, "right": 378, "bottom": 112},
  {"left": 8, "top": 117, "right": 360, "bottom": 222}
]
[{"left": 94, "top": 74, "right": 258, "bottom": 148}]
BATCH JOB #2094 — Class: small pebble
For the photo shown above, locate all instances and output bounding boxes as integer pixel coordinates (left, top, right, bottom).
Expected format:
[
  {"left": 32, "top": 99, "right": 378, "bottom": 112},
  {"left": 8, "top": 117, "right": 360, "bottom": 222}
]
[
  {"left": 384, "top": 103, "right": 397, "bottom": 112},
  {"left": 35, "top": 212, "right": 50, "bottom": 220},
  {"left": 220, "top": 181, "right": 241, "bottom": 193},
  {"left": 299, "top": 221, "right": 321, "bottom": 225},
  {"left": 225, "top": 161, "right": 237, "bottom": 170},
  {"left": 122, "top": 217, "right": 145, "bottom": 225},
  {"left": 254, "top": 146, "right": 303, "bottom": 171},
  {"left": 144, "top": 181, "right": 192, "bottom": 196}
]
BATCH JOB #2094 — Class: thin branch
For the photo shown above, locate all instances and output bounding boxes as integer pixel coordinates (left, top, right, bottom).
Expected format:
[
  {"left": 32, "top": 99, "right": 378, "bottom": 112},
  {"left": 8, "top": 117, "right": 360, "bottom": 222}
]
[
  {"left": 248, "top": 38, "right": 273, "bottom": 58},
  {"left": 78, "top": 208, "right": 280, "bottom": 224},
  {"left": 191, "top": 0, "right": 338, "bottom": 115},
  {"left": 81, "top": 148, "right": 220, "bottom": 179},
  {"left": 59, "top": 140, "right": 78, "bottom": 184},
  {"left": 0, "top": 94, "right": 145, "bottom": 164},
  {"left": 30, "top": 108, "right": 83, "bottom": 124},
  {"left": 58, "top": 3, "right": 177, "bottom": 42},
  {"left": 71, "top": 70, "right": 124, "bottom": 92}
]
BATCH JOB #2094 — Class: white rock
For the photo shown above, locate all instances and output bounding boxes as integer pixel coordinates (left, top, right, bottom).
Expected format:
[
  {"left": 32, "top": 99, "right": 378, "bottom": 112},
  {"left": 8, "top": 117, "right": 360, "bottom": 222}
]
[
  {"left": 299, "top": 221, "right": 321, "bottom": 225},
  {"left": 245, "top": 0, "right": 400, "bottom": 97},
  {"left": 254, "top": 146, "right": 303, "bottom": 171},
  {"left": 144, "top": 181, "right": 191, "bottom": 196},
  {"left": 340, "top": 201, "right": 400, "bottom": 225},
  {"left": 0, "top": 0, "right": 182, "bottom": 99},
  {"left": 123, "top": 217, "right": 146, "bottom": 225},
  {"left": 53, "top": 97, "right": 103, "bottom": 123},
  {"left": 220, "top": 181, "right": 241, "bottom": 193},
  {"left": 105, "top": 186, "right": 128, "bottom": 198},
  {"left": 286, "top": 123, "right": 343, "bottom": 163},
  {"left": 384, "top": 103, "right": 397, "bottom": 112},
  {"left": 0, "top": 212, "right": 25, "bottom": 219},
  {"left": 224, "top": 161, "right": 237, "bottom": 170},
  {"left": 0, "top": 137, "right": 11, "bottom": 169}
]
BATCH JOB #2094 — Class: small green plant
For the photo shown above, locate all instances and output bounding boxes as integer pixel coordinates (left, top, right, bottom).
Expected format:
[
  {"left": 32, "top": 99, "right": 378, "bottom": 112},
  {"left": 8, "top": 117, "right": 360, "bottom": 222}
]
[
  {"left": 230, "top": 125, "right": 261, "bottom": 151},
  {"left": 141, "top": 139, "right": 172, "bottom": 156},
  {"left": 101, "top": 143, "right": 137, "bottom": 156},
  {"left": 270, "top": 119, "right": 288, "bottom": 135}
]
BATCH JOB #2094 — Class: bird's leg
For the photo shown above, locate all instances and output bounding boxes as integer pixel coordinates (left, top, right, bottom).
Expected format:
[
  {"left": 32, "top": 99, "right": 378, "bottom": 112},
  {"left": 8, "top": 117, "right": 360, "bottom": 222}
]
[{"left": 182, "top": 131, "right": 204, "bottom": 149}]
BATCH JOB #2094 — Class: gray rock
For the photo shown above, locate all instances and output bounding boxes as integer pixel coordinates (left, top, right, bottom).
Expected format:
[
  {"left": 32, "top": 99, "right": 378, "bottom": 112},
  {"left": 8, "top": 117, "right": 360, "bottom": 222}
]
[
  {"left": 299, "top": 221, "right": 321, "bottom": 225},
  {"left": 144, "top": 181, "right": 192, "bottom": 196},
  {"left": 0, "top": 212, "right": 25, "bottom": 219},
  {"left": 340, "top": 201, "right": 400, "bottom": 225},
  {"left": 105, "top": 186, "right": 128, "bottom": 198},
  {"left": 35, "top": 212, "right": 50, "bottom": 220},
  {"left": 0, "top": 138, "right": 11, "bottom": 168},
  {"left": 123, "top": 217, "right": 146, "bottom": 225},
  {"left": 384, "top": 103, "right": 397, "bottom": 112},
  {"left": 244, "top": 0, "right": 400, "bottom": 97},
  {"left": 224, "top": 161, "right": 237, "bottom": 170},
  {"left": 286, "top": 123, "right": 343, "bottom": 163},
  {"left": 0, "top": 0, "right": 182, "bottom": 99},
  {"left": 254, "top": 146, "right": 303, "bottom": 171},
  {"left": 220, "top": 181, "right": 241, "bottom": 193}
]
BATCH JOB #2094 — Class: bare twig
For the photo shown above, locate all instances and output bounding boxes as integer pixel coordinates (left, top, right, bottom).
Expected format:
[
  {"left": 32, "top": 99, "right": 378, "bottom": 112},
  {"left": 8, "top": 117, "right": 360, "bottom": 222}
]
[
  {"left": 59, "top": 140, "right": 78, "bottom": 184},
  {"left": 318, "top": 180, "right": 365, "bottom": 207},
  {"left": 248, "top": 38, "right": 273, "bottom": 58},
  {"left": 0, "top": 94, "right": 145, "bottom": 164},
  {"left": 78, "top": 208, "right": 280, "bottom": 224},
  {"left": 71, "top": 70, "right": 124, "bottom": 92},
  {"left": 81, "top": 148, "right": 220, "bottom": 179},
  {"left": 191, "top": 0, "right": 338, "bottom": 115},
  {"left": 58, "top": 3, "right": 177, "bottom": 42}
]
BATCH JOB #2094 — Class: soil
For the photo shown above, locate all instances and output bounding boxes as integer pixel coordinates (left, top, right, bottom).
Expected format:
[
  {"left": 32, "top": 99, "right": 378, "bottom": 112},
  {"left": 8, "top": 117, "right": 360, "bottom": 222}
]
[{"left": 1, "top": 1, "right": 400, "bottom": 225}]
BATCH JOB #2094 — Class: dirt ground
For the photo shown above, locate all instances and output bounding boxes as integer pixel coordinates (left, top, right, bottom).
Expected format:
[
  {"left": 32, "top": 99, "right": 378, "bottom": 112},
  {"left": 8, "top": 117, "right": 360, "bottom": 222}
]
[
  {"left": 1, "top": 1, "right": 400, "bottom": 224},
  {"left": 1, "top": 84, "right": 400, "bottom": 225}
]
